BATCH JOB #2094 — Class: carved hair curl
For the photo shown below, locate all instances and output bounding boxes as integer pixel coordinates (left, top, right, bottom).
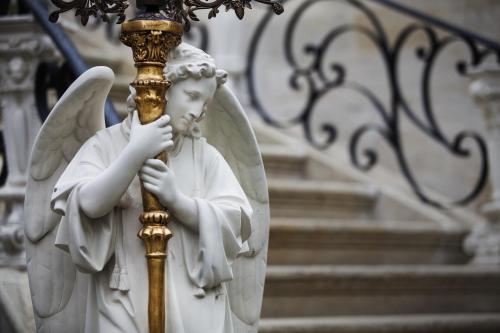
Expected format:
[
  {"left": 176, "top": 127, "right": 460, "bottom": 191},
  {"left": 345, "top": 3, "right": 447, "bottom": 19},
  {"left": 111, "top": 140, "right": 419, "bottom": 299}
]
[
  {"left": 165, "top": 63, "right": 227, "bottom": 86},
  {"left": 165, "top": 43, "right": 227, "bottom": 86}
]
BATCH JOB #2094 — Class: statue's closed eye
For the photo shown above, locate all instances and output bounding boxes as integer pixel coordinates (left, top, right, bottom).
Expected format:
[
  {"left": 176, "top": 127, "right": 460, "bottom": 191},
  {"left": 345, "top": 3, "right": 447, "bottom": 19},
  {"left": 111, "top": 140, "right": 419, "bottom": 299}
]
[{"left": 184, "top": 90, "right": 201, "bottom": 100}]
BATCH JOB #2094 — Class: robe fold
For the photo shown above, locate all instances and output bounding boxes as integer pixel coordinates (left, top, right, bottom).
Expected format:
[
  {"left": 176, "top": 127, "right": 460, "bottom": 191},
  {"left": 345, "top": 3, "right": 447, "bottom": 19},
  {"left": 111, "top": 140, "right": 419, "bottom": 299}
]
[{"left": 51, "top": 119, "right": 252, "bottom": 333}]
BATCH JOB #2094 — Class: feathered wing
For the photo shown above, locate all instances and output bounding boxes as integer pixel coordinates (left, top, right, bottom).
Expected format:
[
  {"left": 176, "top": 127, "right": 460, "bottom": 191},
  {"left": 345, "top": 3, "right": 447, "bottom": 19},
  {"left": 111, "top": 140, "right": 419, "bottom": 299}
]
[
  {"left": 203, "top": 85, "right": 270, "bottom": 333},
  {"left": 24, "top": 67, "right": 113, "bottom": 330}
]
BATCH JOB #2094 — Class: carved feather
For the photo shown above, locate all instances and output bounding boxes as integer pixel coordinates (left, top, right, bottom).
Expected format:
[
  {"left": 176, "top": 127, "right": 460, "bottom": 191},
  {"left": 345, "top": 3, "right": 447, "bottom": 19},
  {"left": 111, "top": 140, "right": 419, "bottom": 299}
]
[
  {"left": 24, "top": 67, "right": 113, "bottom": 326},
  {"left": 203, "top": 84, "right": 270, "bottom": 333}
]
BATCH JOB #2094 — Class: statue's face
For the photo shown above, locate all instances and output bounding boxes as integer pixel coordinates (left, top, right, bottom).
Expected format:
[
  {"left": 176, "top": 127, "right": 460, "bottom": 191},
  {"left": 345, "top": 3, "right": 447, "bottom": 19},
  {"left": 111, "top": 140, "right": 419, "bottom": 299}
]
[{"left": 167, "top": 76, "right": 217, "bottom": 134}]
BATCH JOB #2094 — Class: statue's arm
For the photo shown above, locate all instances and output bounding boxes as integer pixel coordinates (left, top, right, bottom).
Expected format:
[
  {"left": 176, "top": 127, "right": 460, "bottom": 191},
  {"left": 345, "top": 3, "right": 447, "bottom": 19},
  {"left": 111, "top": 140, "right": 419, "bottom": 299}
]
[
  {"left": 169, "top": 191, "right": 199, "bottom": 231},
  {"left": 139, "top": 158, "right": 199, "bottom": 231},
  {"left": 80, "top": 112, "right": 173, "bottom": 219},
  {"left": 139, "top": 144, "right": 250, "bottom": 233}
]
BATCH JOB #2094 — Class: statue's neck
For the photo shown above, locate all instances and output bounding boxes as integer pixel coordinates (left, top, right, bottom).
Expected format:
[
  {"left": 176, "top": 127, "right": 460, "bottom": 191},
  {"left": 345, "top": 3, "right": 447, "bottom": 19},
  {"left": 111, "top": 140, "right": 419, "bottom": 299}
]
[{"left": 171, "top": 134, "right": 185, "bottom": 157}]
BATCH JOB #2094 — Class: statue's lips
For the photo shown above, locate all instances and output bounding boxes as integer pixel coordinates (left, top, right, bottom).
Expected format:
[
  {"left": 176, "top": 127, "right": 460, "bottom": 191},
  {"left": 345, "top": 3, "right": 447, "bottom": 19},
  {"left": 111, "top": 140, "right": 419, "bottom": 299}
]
[
  {"left": 180, "top": 115, "right": 195, "bottom": 126},
  {"left": 171, "top": 116, "right": 195, "bottom": 135}
]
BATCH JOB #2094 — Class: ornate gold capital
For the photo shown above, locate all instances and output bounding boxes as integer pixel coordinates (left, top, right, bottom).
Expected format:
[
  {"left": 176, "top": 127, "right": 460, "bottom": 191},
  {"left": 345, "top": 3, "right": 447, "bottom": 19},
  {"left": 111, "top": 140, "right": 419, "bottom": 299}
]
[{"left": 120, "top": 20, "right": 182, "bottom": 64}]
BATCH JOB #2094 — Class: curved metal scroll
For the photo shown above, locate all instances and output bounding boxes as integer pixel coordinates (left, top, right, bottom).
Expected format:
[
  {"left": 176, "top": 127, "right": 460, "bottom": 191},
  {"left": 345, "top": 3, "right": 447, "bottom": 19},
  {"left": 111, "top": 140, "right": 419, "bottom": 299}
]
[{"left": 247, "top": 0, "right": 500, "bottom": 207}]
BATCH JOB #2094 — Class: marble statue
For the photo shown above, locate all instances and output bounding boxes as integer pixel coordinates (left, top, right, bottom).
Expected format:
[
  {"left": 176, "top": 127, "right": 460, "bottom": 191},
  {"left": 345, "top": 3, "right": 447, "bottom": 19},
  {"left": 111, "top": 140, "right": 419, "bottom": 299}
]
[{"left": 24, "top": 43, "right": 270, "bottom": 333}]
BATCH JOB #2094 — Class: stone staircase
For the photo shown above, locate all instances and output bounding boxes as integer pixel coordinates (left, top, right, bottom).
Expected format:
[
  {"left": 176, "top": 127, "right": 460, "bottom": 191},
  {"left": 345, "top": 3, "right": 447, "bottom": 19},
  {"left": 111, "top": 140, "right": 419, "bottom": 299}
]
[
  {"left": 68, "top": 21, "right": 500, "bottom": 333},
  {"left": 254, "top": 124, "right": 500, "bottom": 333}
]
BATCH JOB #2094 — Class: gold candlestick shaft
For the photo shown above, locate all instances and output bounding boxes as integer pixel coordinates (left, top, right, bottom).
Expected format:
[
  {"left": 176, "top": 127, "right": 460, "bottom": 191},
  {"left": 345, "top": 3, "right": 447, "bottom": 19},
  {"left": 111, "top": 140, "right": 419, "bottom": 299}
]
[{"left": 120, "top": 18, "right": 183, "bottom": 333}]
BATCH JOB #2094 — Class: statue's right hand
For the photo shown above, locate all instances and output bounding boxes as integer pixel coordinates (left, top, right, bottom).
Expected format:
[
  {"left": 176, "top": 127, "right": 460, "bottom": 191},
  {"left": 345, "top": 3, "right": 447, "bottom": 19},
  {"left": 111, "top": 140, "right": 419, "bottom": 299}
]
[{"left": 128, "top": 111, "right": 173, "bottom": 161}]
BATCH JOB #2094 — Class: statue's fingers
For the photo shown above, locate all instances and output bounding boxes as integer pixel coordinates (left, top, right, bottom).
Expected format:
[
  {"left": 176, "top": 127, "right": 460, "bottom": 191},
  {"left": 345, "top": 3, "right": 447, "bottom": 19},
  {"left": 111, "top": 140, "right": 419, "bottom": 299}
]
[
  {"left": 145, "top": 158, "right": 167, "bottom": 171},
  {"left": 160, "top": 128, "right": 173, "bottom": 137},
  {"left": 140, "top": 165, "right": 163, "bottom": 178},
  {"left": 161, "top": 139, "right": 174, "bottom": 151},
  {"left": 161, "top": 132, "right": 173, "bottom": 142},
  {"left": 139, "top": 173, "right": 159, "bottom": 186},
  {"left": 155, "top": 115, "right": 171, "bottom": 127},
  {"left": 143, "top": 182, "right": 159, "bottom": 194}
]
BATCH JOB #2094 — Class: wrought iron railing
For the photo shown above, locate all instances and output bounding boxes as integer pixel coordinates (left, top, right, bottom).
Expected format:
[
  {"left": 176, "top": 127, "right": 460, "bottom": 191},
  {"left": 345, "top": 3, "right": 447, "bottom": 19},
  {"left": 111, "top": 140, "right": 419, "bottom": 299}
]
[{"left": 247, "top": 0, "right": 500, "bottom": 207}]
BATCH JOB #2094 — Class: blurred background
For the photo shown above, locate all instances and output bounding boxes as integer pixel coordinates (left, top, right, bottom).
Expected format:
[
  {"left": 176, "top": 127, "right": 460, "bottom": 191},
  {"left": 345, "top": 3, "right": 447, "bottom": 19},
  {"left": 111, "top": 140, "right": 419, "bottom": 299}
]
[{"left": 1, "top": 0, "right": 500, "bottom": 332}]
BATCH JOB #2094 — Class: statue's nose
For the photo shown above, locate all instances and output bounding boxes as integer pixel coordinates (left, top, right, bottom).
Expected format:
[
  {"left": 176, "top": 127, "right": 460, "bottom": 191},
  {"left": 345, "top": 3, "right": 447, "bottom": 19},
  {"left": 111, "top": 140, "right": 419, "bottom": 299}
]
[{"left": 188, "top": 107, "right": 203, "bottom": 119}]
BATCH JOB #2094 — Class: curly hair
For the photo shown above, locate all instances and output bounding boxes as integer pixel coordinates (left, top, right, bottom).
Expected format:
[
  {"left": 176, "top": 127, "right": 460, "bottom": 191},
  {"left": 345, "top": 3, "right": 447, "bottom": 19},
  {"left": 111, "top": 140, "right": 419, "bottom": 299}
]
[
  {"left": 165, "top": 63, "right": 227, "bottom": 86},
  {"left": 164, "top": 43, "right": 227, "bottom": 86}
]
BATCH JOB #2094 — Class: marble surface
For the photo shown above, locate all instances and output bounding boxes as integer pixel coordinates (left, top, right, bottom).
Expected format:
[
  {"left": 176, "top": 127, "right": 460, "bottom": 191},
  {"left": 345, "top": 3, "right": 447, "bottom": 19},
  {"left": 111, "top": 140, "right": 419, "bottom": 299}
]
[{"left": 0, "top": 267, "right": 35, "bottom": 332}]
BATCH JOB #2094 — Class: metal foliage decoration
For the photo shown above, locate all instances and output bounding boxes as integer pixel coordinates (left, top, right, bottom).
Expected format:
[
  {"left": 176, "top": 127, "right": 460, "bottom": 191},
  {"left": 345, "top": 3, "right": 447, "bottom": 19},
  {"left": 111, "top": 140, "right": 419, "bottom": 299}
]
[
  {"left": 247, "top": 0, "right": 500, "bottom": 207},
  {"left": 184, "top": 0, "right": 283, "bottom": 21},
  {"left": 49, "top": 0, "right": 283, "bottom": 26},
  {"left": 49, "top": 0, "right": 129, "bottom": 25}
]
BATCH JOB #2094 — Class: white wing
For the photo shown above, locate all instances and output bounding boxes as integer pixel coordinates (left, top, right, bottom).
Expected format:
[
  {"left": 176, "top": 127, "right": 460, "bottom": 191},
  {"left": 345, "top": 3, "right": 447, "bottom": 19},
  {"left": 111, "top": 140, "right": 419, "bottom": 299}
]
[
  {"left": 24, "top": 67, "right": 113, "bottom": 330},
  {"left": 202, "top": 85, "right": 270, "bottom": 333}
]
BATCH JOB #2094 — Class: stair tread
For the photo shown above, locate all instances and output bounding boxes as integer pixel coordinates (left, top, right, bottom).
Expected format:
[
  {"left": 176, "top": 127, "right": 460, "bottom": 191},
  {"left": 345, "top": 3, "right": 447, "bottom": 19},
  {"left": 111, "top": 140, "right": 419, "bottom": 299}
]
[
  {"left": 269, "top": 178, "right": 375, "bottom": 191},
  {"left": 268, "top": 219, "right": 469, "bottom": 265},
  {"left": 263, "top": 265, "right": 500, "bottom": 317},
  {"left": 266, "top": 265, "right": 500, "bottom": 278},
  {"left": 260, "top": 144, "right": 307, "bottom": 159},
  {"left": 259, "top": 313, "right": 500, "bottom": 332},
  {"left": 268, "top": 179, "right": 378, "bottom": 199},
  {"left": 270, "top": 218, "right": 463, "bottom": 234}
]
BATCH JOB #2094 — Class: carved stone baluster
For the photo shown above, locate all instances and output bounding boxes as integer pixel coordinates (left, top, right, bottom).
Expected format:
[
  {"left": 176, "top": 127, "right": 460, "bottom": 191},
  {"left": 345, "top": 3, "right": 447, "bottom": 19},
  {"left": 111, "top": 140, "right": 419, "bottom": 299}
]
[
  {"left": 0, "top": 14, "right": 57, "bottom": 333},
  {"left": 0, "top": 15, "right": 57, "bottom": 267},
  {"left": 466, "top": 65, "right": 500, "bottom": 264}
]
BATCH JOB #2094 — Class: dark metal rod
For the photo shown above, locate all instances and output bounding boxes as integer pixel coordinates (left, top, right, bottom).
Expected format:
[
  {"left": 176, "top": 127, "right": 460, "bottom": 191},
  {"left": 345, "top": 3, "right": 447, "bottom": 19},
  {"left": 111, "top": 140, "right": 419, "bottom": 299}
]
[
  {"left": 19, "top": 0, "right": 121, "bottom": 125},
  {"left": 369, "top": 0, "right": 500, "bottom": 51}
]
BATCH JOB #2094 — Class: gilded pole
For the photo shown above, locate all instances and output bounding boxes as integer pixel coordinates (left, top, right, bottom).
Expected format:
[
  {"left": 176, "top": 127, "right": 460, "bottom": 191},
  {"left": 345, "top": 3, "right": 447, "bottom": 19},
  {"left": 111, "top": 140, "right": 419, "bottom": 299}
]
[{"left": 120, "top": 16, "right": 182, "bottom": 333}]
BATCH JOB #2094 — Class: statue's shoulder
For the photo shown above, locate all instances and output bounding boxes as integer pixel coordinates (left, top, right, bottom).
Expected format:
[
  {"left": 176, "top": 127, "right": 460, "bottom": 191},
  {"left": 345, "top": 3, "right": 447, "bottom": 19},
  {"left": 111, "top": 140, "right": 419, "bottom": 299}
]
[
  {"left": 198, "top": 136, "right": 214, "bottom": 151},
  {"left": 94, "top": 122, "right": 124, "bottom": 142},
  {"left": 85, "top": 121, "right": 125, "bottom": 145},
  {"left": 198, "top": 137, "right": 224, "bottom": 161},
  {"left": 76, "top": 122, "right": 126, "bottom": 159}
]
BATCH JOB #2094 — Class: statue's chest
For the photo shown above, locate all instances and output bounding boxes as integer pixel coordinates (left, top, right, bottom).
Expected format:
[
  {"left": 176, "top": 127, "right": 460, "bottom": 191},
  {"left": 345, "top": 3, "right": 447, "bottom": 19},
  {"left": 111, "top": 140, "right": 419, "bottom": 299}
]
[{"left": 170, "top": 146, "right": 199, "bottom": 196}]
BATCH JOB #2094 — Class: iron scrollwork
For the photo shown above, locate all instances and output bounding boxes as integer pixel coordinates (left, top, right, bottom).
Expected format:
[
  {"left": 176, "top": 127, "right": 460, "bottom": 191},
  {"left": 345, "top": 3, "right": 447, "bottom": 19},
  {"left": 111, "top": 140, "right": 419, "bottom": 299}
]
[{"left": 248, "top": 0, "right": 500, "bottom": 207}]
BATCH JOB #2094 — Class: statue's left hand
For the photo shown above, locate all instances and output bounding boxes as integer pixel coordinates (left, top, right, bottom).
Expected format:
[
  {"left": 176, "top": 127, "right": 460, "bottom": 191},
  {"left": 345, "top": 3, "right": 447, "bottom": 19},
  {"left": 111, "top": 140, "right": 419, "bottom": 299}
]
[
  {"left": 139, "top": 159, "right": 199, "bottom": 229},
  {"left": 139, "top": 159, "right": 180, "bottom": 207}
]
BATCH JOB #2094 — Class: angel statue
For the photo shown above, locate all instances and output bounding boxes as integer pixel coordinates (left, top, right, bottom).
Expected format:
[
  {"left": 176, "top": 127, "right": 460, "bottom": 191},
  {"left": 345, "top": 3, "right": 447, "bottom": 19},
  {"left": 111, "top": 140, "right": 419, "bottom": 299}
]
[{"left": 24, "top": 43, "right": 269, "bottom": 333}]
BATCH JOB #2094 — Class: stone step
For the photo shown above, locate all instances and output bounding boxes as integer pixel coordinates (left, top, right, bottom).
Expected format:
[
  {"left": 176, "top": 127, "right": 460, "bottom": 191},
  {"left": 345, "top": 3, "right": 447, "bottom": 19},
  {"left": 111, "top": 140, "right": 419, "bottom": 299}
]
[
  {"left": 261, "top": 144, "right": 307, "bottom": 179},
  {"left": 268, "top": 219, "right": 469, "bottom": 265},
  {"left": 268, "top": 179, "right": 378, "bottom": 219},
  {"left": 258, "top": 313, "right": 500, "bottom": 333},
  {"left": 262, "top": 265, "right": 500, "bottom": 318}
]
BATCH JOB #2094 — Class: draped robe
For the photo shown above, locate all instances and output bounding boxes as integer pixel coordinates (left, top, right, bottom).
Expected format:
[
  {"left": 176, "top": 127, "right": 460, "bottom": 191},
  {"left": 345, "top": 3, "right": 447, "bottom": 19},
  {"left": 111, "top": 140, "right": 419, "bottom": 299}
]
[{"left": 50, "top": 118, "right": 253, "bottom": 333}]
